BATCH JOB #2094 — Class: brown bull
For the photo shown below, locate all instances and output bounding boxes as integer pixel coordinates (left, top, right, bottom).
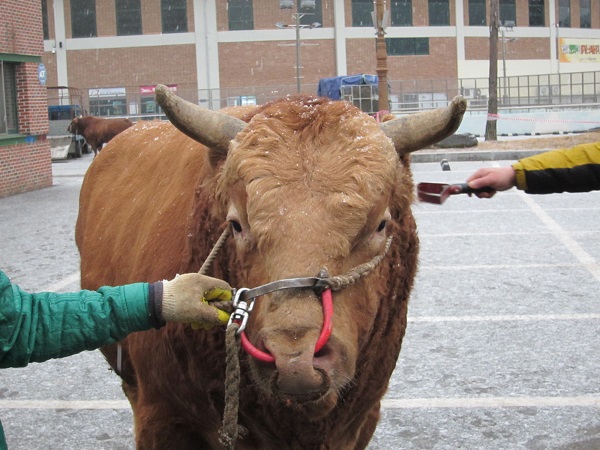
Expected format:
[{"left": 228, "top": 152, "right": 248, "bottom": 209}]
[
  {"left": 68, "top": 116, "right": 133, "bottom": 156},
  {"left": 76, "top": 85, "right": 466, "bottom": 449}
]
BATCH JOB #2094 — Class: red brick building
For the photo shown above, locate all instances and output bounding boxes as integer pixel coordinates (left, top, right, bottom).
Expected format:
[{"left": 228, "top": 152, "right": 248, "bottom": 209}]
[
  {"left": 1, "top": 0, "right": 52, "bottom": 198},
  {"left": 40, "top": 0, "right": 599, "bottom": 114}
]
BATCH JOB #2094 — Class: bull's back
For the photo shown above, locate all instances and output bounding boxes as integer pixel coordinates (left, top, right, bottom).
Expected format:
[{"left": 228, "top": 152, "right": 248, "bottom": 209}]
[{"left": 76, "top": 121, "right": 208, "bottom": 289}]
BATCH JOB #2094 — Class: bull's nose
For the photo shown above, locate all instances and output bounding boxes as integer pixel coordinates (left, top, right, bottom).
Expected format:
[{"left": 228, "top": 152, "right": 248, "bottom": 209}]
[
  {"left": 262, "top": 331, "right": 332, "bottom": 398},
  {"left": 275, "top": 353, "right": 329, "bottom": 398}
]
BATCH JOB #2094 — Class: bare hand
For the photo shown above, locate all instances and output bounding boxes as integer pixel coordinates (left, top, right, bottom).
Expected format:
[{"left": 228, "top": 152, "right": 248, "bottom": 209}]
[{"left": 466, "top": 167, "right": 516, "bottom": 198}]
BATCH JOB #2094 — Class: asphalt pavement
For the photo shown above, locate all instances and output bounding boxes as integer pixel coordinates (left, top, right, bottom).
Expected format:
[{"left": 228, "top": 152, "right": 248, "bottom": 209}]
[{"left": 1, "top": 147, "right": 599, "bottom": 449}]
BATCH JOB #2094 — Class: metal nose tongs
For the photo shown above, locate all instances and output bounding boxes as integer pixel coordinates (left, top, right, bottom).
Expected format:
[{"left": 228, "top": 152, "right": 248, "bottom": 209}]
[{"left": 227, "top": 277, "right": 329, "bottom": 334}]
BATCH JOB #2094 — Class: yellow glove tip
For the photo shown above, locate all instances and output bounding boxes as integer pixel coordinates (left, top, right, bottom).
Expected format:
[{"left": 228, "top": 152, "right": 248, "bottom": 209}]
[{"left": 204, "top": 287, "right": 233, "bottom": 302}]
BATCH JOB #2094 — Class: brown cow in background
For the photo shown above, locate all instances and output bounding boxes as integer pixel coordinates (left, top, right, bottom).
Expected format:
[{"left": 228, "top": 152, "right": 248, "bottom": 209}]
[
  {"left": 68, "top": 116, "right": 133, "bottom": 156},
  {"left": 76, "top": 85, "right": 466, "bottom": 449}
]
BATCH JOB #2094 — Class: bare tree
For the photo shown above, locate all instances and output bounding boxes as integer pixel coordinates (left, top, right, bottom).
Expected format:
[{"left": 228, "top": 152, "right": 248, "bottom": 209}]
[{"left": 485, "top": 0, "right": 499, "bottom": 141}]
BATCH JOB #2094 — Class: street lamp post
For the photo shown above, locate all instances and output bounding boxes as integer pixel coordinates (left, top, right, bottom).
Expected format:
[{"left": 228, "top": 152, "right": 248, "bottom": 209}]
[
  {"left": 373, "top": 0, "right": 390, "bottom": 112},
  {"left": 499, "top": 21, "right": 514, "bottom": 103},
  {"left": 276, "top": 14, "right": 321, "bottom": 94}
]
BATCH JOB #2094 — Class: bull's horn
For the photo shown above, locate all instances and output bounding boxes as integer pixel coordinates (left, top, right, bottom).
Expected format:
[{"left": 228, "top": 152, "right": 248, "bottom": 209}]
[
  {"left": 155, "top": 84, "right": 246, "bottom": 154},
  {"left": 380, "top": 96, "right": 467, "bottom": 155}
]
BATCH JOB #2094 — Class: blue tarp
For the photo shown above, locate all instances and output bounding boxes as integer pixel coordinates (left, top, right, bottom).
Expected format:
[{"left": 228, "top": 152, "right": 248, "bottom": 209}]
[{"left": 317, "top": 74, "right": 378, "bottom": 100}]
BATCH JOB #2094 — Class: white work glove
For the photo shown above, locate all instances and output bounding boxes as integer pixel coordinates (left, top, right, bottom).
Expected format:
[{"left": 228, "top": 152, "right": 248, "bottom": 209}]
[{"left": 158, "top": 273, "right": 233, "bottom": 329}]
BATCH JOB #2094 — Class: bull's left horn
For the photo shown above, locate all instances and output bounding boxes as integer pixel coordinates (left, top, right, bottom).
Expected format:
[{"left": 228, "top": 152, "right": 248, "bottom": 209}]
[
  {"left": 155, "top": 84, "right": 247, "bottom": 155},
  {"left": 380, "top": 96, "right": 467, "bottom": 156}
]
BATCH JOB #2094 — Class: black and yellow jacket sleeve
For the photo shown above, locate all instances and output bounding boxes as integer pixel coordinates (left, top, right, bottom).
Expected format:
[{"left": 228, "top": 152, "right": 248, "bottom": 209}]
[{"left": 512, "top": 142, "right": 600, "bottom": 194}]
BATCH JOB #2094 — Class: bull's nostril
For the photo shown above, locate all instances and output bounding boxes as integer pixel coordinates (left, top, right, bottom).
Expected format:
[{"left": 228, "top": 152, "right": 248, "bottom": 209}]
[{"left": 314, "top": 345, "right": 329, "bottom": 359}]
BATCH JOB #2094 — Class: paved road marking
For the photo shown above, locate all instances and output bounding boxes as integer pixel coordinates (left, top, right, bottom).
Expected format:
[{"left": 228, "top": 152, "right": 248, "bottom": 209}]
[
  {"left": 0, "top": 400, "right": 130, "bottom": 410},
  {"left": 382, "top": 396, "right": 600, "bottom": 409},
  {"left": 3, "top": 396, "right": 599, "bottom": 410},
  {"left": 43, "top": 271, "right": 80, "bottom": 292},
  {"left": 516, "top": 190, "right": 600, "bottom": 281},
  {"left": 408, "top": 313, "right": 600, "bottom": 323},
  {"left": 420, "top": 263, "right": 583, "bottom": 270}
]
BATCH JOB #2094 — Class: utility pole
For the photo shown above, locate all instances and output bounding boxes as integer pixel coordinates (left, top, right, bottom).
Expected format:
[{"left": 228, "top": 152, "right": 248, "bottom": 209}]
[
  {"left": 374, "top": 0, "right": 389, "bottom": 112},
  {"left": 276, "top": 13, "right": 320, "bottom": 94},
  {"left": 485, "top": 0, "right": 499, "bottom": 141}
]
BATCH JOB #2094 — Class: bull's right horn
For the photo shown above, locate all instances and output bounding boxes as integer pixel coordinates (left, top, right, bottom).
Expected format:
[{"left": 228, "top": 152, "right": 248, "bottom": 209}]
[
  {"left": 380, "top": 96, "right": 467, "bottom": 156},
  {"left": 155, "top": 84, "right": 247, "bottom": 155}
]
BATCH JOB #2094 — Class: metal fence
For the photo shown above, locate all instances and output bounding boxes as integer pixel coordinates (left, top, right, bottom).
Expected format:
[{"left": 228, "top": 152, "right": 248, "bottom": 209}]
[{"left": 46, "top": 70, "right": 600, "bottom": 121}]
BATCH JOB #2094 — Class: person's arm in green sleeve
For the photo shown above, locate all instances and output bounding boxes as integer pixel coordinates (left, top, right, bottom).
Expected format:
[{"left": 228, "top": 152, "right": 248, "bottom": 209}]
[{"left": 0, "top": 270, "right": 232, "bottom": 368}]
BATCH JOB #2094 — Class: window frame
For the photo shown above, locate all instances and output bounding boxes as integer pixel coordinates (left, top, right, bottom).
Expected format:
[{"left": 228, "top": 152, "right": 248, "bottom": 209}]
[
  {"left": 0, "top": 61, "right": 18, "bottom": 135},
  {"left": 42, "top": 0, "right": 49, "bottom": 40},
  {"left": 71, "top": 0, "right": 98, "bottom": 38},
  {"left": 161, "top": 0, "right": 188, "bottom": 34},
  {"left": 351, "top": 0, "right": 372, "bottom": 27},
  {"left": 228, "top": 0, "right": 254, "bottom": 31},
  {"left": 116, "top": 0, "right": 143, "bottom": 36},
  {"left": 558, "top": 0, "right": 571, "bottom": 27},
  {"left": 499, "top": 0, "right": 517, "bottom": 26},
  {"left": 428, "top": 0, "right": 450, "bottom": 26},
  {"left": 528, "top": 0, "right": 545, "bottom": 26},
  {"left": 468, "top": 0, "right": 486, "bottom": 26},
  {"left": 385, "top": 37, "right": 430, "bottom": 56},
  {"left": 298, "top": 0, "right": 323, "bottom": 26},
  {"left": 579, "top": 0, "right": 591, "bottom": 28},
  {"left": 391, "top": 0, "right": 412, "bottom": 26}
]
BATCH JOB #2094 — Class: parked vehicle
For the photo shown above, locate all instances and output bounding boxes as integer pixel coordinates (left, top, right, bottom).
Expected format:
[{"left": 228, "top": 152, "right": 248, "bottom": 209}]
[{"left": 48, "top": 104, "right": 89, "bottom": 159}]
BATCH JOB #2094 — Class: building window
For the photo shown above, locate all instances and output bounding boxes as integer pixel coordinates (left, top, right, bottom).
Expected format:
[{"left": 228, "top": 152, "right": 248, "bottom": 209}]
[
  {"left": 468, "top": 0, "right": 486, "bottom": 25},
  {"left": 386, "top": 38, "right": 429, "bottom": 55},
  {"left": 429, "top": 0, "right": 449, "bottom": 25},
  {"left": 161, "top": 0, "right": 188, "bottom": 33},
  {"left": 352, "top": 0, "right": 372, "bottom": 27},
  {"left": 228, "top": 0, "right": 253, "bottom": 30},
  {"left": 499, "top": 0, "right": 516, "bottom": 26},
  {"left": 42, "top": 0, "right": 49, "bottom": 40},
  {"left": 299, "top": 0, "right": 323, "bottom": 26},
  {"left": 558, "top": 0, "right": 571, "bottom": 27},
  {"left": 116, "top": 0, "right": 142, "bottom": 35},
  {"left": 0, "top": 61, "right": 18, "bottom": 135},
  {"left": 71, "top": 0, "right": 97, "bottom": 38},
  {"left": 579, "top": 0, "right": 591, "bottom": 28},
  {"left": 391, "top": 0, "right": 412, "bottom": 26},
  {"left": 529, "top": 0, "right": 544, "bottom": 26}
]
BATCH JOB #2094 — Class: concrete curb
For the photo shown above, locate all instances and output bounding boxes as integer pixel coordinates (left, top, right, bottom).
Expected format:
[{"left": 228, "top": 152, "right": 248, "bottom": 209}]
[{"left": 411, "top": 148, "right": 545, "bottom": 163}]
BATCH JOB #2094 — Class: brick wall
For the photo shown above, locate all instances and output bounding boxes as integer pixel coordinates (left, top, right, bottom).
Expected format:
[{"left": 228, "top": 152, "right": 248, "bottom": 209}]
[
  {"left": 0, "top": 0, "right": 52, "bottom": 198},
  {"left": 0, "top": 139, "right": 52, "bottom": 198}
]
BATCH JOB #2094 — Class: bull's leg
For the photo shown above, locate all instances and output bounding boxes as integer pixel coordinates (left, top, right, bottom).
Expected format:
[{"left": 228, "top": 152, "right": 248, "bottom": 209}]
[
  {"left": 100, "top": 342, "right": 139, "bottom": 407},
  {"left": 134, "top": 403, "right": 215, "bottom": 449},
  {"left": 354, "top": 403, "right": 381, "bottom": 450}
]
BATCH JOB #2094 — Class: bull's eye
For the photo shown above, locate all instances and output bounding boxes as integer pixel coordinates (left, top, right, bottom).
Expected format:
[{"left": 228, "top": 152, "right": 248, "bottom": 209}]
[
  {"left": 376, "top": 220, "right": 387, "bottom": 233},
  {"left": 230, "top": 220, "right": 242, "bottom": 233}
]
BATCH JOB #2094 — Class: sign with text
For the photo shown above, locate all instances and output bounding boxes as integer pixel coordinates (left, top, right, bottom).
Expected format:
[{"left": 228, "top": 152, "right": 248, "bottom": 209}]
[
  {"left": 88, "top": 87, "right": 126, "bottom": 97},
  {"left": 140, "top": 84, "right": 178, "bottom": 95},
  {"left": 559, "top": 38, "right": 600, "bottom": 63}
]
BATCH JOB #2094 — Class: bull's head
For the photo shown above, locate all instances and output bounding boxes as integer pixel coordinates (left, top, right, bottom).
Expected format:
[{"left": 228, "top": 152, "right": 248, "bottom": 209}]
[
  {"left": 67, "top": 117, "right": 77, "bottom": 134},
  {"left": 156, "top": 85, "right": 466, "bottom": 417}
]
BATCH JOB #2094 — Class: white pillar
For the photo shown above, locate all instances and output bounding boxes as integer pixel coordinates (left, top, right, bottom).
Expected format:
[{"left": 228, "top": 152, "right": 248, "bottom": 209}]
[
  {"left": 548, "top": 0, "right": 559, "bottom": 73},
  {"left": 53, "top": 0, "right": 69, "bottom": 94},
  {"left": 455, "top": 0, "right": 465, "bottom": 61},
  {"left": 333, "top": 0, "right": 347, "bottom": 76},
  {"left": 194, "top": 0, "right": 220, "bottom": 108}
]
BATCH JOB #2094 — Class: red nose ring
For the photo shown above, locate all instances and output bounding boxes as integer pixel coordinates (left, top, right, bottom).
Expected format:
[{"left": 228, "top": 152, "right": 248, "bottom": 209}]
[{"left": 240, "top": 288, "right": 333, "bottom": 363}]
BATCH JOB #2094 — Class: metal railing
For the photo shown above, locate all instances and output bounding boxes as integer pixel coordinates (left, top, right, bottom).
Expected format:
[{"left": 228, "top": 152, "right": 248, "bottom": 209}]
[{"left": 46, "top": 70, "right": 600, "bottom": 120}]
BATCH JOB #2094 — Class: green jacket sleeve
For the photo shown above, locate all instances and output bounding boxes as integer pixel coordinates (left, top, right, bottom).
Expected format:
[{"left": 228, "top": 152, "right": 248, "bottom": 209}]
[
  {"left": 512, "top": 142, "right": 600, "bottom": 194},
  {"left": 0, "top": 270, "right": 153, "bottom": 368}
]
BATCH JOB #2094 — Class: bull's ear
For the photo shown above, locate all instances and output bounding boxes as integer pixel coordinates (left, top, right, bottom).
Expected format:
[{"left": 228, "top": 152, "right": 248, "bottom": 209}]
[
  {"left": 380, "top": 96, "right": 467, "bottom": 156},
  {"left": 155, "top": 84, "right": 247, "bottom": 156}
]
